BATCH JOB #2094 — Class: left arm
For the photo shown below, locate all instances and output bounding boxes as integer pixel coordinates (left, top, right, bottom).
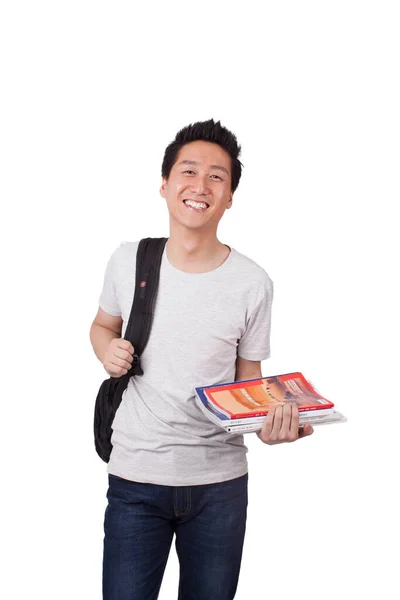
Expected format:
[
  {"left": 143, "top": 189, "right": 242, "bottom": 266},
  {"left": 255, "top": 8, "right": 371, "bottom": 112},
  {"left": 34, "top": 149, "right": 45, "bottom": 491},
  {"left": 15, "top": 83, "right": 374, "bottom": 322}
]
[{"left": 234, "top": 356, "right": 262, "bottom": 381}]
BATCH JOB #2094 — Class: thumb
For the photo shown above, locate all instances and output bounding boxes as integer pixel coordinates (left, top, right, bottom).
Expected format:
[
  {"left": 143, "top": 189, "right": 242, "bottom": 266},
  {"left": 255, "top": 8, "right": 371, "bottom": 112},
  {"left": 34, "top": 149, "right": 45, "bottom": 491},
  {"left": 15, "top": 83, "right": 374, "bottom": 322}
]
[{"left": 299, "top": 423, "right": 314, "bottom": 438}]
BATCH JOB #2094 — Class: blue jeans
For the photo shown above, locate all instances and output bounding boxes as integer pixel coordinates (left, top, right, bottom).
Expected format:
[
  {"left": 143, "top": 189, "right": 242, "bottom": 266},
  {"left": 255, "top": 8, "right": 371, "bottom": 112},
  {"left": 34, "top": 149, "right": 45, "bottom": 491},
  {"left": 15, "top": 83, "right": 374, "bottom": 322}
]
[{"left": 103, "top": 472, "right": 248, "bottom": 600}]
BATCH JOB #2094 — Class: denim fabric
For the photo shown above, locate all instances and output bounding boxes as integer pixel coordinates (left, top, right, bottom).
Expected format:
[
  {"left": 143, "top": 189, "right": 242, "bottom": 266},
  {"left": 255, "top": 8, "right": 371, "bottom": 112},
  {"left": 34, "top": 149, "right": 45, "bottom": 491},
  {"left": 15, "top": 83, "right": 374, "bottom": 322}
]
[{"left": 103, "top": 472, "right": 248, "bottom": 600}]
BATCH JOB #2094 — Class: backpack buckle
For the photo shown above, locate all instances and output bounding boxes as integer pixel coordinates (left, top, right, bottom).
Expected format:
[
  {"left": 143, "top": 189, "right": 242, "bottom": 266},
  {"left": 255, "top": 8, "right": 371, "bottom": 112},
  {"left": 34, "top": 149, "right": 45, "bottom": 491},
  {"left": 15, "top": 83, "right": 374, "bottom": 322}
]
[{"left": 131, "top": 353, "right": 144, "bottom": 376}]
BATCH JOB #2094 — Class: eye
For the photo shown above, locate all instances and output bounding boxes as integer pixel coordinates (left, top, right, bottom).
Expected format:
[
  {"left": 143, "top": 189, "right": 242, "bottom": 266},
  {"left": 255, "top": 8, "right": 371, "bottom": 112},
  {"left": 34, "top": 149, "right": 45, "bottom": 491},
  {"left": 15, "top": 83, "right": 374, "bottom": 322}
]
[
  {"left": 210, "top": 174, "right": 222, "bottom": 180},
  {"left": 183, "top": 170, "right": 195, "bottom": 175}
]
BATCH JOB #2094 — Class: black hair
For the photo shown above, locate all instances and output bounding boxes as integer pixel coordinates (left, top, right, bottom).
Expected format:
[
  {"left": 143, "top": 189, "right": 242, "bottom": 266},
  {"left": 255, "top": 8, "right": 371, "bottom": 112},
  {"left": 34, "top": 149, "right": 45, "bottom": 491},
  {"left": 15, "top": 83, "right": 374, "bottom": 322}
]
[{"left": 161, "top": 119, "right": 243, "bottom": 192}]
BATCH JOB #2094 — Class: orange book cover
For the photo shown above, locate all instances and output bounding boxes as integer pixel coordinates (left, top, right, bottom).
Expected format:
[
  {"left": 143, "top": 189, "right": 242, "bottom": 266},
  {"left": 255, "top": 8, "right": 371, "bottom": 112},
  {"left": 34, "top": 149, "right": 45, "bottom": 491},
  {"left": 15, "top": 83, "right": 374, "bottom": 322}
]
[{"left": 205, "top": 372, "right": 333, "bottom": 419}]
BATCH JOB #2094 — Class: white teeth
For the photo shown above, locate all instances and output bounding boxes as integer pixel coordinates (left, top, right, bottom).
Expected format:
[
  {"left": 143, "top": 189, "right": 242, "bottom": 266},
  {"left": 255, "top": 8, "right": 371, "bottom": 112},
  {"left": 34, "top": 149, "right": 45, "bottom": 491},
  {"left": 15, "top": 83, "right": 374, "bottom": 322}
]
[{"left": 184, "top": 200, "right": 208, "bottom": 209}]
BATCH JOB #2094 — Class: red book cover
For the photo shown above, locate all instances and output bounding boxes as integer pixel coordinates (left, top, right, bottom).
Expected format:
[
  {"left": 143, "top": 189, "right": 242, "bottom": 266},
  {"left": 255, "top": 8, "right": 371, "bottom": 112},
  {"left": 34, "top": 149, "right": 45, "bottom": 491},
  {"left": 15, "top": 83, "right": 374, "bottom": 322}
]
[{"left": 205, "top": 372, "right": 333, "bottom": 420}]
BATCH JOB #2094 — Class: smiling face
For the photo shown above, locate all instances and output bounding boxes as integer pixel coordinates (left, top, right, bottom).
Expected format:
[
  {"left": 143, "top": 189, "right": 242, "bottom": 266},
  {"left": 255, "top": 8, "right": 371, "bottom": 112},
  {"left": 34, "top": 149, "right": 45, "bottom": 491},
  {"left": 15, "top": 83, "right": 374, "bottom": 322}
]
[{"left": 160, "top": 140, "right": 233, "bottom": 233}]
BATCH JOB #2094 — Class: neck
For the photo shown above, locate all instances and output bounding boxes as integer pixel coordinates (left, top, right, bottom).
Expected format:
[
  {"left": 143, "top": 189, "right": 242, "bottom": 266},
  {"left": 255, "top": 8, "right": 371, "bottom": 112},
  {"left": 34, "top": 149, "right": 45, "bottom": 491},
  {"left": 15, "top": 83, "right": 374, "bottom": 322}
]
[{"left": 166, "top": 222, "right": 230, "bottom": 274}]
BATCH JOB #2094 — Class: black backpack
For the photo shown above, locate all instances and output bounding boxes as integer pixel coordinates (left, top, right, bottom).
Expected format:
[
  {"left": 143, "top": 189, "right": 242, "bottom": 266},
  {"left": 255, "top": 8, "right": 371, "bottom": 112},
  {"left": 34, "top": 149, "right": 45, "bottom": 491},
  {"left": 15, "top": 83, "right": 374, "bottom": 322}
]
[{"left": 94, "top": 237, "right": 168, "bottom": 462}]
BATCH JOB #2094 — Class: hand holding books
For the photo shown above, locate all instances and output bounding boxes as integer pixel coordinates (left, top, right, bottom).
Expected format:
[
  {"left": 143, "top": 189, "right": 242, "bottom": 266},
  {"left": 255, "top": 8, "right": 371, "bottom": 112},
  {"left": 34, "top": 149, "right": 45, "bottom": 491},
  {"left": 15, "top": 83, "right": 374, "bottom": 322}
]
[{"left": 256, "top": 403, "right": 314, "bottom": 445}]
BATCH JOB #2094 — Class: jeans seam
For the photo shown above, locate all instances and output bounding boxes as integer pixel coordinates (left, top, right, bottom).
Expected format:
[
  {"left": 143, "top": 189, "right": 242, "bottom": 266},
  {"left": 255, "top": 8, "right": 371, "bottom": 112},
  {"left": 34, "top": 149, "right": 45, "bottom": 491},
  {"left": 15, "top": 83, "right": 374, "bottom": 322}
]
[{"left": 174, "top": 487, "right": 191, "bottom": 517}]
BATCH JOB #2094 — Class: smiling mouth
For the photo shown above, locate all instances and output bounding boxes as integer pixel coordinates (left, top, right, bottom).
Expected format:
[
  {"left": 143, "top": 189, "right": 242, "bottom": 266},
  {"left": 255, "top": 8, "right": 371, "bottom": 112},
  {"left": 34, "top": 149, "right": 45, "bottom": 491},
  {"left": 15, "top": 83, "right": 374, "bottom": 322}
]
[{"left": 183, "top": 199, "right": 210, "bottom": 211}]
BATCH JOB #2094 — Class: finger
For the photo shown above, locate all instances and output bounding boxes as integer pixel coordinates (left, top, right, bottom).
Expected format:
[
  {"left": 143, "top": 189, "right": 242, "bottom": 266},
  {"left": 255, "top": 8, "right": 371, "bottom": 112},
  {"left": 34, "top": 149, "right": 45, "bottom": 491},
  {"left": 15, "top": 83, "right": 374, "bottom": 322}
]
[
  {"left": 278, "top": 404, "right": 293, "bottom": 440},
  {"left": 114, "top": 348, "right": 134, "bottom": 363},
  {"left": 259, "top": 407, "right": 276, "bottom": 439},
  {"left": 299, "top": 423, "right": 314, "bottom": 438},
  {"left": 109, "top": 355, "right": 132, "bottom": 370},
  {"left": 290, "top": 404, "right": 299, "bottom": 437},
  {"left": 109, "top": 366, "right": 128, "bottom": 377},
  {"left": 117, "top": 339, "right": 134, "bottom": 355},
  {"left": 270, "top": 405, "right": 284, "bottom": 438},
  {"left": 104, "top": 360, "right": 129, "bottom": 376}
]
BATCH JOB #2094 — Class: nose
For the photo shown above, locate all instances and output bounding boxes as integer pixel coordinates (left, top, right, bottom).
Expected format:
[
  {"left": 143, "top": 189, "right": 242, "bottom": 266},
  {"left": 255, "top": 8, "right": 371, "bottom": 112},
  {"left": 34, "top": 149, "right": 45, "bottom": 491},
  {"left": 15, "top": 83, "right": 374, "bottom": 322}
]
[{"left": 190, "top": 174, "right": 210, "bottom": 196}]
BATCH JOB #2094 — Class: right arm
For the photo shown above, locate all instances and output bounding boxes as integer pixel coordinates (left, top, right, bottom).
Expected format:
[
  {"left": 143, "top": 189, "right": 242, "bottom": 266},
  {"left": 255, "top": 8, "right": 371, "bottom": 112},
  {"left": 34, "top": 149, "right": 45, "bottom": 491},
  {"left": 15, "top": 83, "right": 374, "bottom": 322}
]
[{"left": 89, "top": 307, "right": 134, "bottom": 376}]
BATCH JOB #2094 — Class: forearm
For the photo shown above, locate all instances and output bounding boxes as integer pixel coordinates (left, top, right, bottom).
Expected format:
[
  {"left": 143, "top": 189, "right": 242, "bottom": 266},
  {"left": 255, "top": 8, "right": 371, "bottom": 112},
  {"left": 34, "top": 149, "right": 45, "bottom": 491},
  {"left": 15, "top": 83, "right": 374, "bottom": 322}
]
[
  {"left": 235, "top": 358, "right": 262, "bottom": 382},
  {"left": 90, "top": 323, "right": 120, "bottom": 364}
]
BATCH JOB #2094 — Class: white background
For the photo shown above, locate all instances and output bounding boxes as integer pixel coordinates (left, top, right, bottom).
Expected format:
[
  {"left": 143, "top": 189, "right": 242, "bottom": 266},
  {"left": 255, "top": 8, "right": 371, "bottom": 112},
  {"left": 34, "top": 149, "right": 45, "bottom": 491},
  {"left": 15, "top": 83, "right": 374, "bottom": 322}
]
[{"left": 1, "top": 1, "right": 399, "bottom": 599}]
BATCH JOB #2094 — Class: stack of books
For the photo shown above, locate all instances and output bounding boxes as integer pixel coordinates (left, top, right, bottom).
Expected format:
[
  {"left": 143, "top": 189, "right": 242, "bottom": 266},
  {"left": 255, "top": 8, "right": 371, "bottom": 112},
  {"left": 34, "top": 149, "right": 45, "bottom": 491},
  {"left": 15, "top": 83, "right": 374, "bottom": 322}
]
[{"left": 194, "top": 372, "right": 347, "bottom": 434}]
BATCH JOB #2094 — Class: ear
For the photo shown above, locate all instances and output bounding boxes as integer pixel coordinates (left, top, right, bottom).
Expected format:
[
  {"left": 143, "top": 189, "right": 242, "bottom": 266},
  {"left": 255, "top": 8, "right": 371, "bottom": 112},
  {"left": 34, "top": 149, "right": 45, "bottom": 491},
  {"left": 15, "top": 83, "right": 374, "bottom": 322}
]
[
  {"left": 226, "top": 191, "right": 233, "bottom": 209},
  {"left": 160, "top": 177, "right": 167, "bottom": 199}
]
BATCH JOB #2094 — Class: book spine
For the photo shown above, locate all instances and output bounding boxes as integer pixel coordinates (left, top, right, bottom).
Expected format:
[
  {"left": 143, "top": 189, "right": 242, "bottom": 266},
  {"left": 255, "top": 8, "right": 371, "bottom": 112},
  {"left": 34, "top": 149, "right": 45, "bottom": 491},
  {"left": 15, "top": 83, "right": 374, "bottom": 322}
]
[
  {"left": 220, "top": 416, "right": 267, "bottom": 426},
  {"left": 226, "top": 411, "right": 344, "bottom": 433},
  {"left": 228, "top": 405, "right": 332, "bottom": 420},
  {"left": 225, "top": 408, "right": 334, "bottom": 426},
  {"left": 227, "top": 423, "right": 262, "bottom": 433},
  {"left": 195, "top": 395, "right": 226, "bottom": 427}
]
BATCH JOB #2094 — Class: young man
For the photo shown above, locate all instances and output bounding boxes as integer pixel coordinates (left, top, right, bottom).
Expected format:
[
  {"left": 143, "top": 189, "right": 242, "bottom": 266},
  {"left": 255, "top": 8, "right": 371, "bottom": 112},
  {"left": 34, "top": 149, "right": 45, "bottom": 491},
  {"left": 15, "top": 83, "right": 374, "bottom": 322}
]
[{"left": 90, "top": 119, "right": 313, "bottom": 600}]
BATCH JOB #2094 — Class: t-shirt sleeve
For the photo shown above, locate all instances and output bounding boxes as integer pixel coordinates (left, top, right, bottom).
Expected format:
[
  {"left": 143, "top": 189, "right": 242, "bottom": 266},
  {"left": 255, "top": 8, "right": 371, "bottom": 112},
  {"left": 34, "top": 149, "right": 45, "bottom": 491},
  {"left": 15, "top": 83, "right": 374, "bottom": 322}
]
[
  {"left": 237, "top": 274, "right": 273, "bottom": 361},
  {"left": 98, "top": 246, "right": 122, "bottom": 317}
]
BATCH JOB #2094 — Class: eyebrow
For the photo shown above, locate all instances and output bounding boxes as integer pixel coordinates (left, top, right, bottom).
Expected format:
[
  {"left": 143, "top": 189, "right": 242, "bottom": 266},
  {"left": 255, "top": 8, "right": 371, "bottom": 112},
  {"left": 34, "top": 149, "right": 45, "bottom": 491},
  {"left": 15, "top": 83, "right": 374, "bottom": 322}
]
[{"left": 177, "top": 160, "right": 230, "bottom": 176}]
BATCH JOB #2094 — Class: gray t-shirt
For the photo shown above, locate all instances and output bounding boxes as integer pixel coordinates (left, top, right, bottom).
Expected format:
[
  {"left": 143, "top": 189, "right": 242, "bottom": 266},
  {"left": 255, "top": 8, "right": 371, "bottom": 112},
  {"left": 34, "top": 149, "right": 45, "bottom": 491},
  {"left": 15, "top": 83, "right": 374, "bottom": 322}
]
[{"left": 99, "top": 240, "right": 273, "bottom": 485}]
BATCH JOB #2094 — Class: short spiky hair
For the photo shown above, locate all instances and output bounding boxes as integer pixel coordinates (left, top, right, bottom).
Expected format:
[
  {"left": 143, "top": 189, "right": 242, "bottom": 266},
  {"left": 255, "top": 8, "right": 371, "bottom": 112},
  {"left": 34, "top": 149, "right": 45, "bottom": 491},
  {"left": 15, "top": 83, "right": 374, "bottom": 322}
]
[{"left": 161, "top": 119, "right": 243, "bottom": 192}]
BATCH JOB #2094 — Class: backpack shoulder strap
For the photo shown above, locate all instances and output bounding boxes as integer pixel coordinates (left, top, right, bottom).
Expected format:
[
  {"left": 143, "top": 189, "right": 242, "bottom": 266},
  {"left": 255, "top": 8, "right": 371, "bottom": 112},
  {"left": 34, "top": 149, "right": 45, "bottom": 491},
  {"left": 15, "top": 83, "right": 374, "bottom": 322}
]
[
  {"left": 124, "top": 237, "right": 168, "bottom": 362},
  {"left": 109, "top": 237, "right": 167, "bottom": 412}
]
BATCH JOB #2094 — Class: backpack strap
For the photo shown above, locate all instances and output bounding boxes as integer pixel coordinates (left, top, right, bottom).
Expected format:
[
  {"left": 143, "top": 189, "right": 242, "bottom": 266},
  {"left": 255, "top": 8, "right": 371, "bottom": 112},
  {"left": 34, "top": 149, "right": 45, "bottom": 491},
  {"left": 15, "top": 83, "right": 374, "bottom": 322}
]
[
  {"left": 110, "top": 237, "right": 167, "bottom": 412},
  {"left": 124, "top": 237, "right": 168, "bottom": 360}
]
